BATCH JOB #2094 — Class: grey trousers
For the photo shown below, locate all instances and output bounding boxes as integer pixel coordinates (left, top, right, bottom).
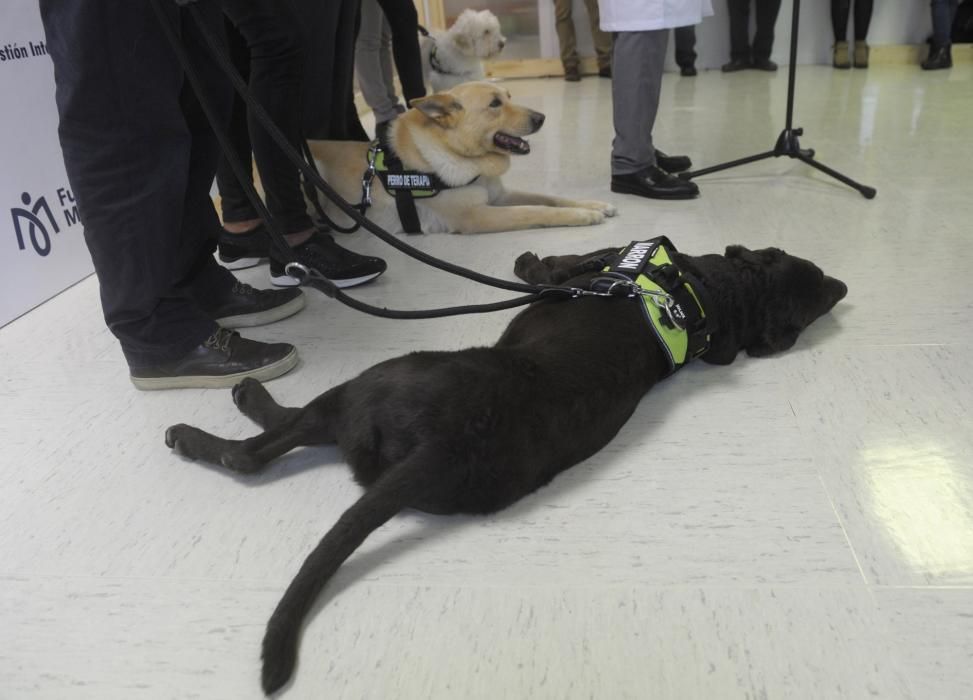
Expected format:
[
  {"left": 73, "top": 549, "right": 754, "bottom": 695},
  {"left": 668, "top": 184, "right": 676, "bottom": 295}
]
[
  {"left": 355, "top": 0, "right": 402, "bottom": 125},
  {"left": 611, "top": 29, "right": 669, "bottom": 175}
]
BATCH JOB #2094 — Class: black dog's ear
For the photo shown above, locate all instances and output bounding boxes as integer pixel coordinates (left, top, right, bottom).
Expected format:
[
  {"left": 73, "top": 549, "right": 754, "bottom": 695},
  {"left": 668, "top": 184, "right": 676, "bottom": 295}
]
[
  {"left": 746, "top": 319, "right": 802, "bottom": 357},
  {"left": 725, "top": 245, "right": 785, "bottom": 265}
]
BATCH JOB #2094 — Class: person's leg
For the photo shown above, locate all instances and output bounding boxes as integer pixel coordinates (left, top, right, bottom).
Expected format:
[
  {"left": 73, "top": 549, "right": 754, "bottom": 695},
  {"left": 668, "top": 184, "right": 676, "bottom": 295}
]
[
  {"left": 831, "top": 0, "right": 850, "bottom": 41},
  {"left": 923, "top": 0, "right": 957, "bottom": 68},
  {"left": 726, "top": 0, "right": 752, "bottom": 63},
  {"left": 41, "top": 0, "right": 224, "bottom": 368},
  {"left": 583, "top": 0, "right": 613, "bottom": 71},
  {"left": 611, "top": 30, "right": 669, "bottom": 175},
  {"left": 752, "top": 0, "right": 782, "bottom": 63},
  {"left": 674, "top": 25, "right": 697, "bottom": 70},
  {"left": 221, "top": 0, "right": 313, "bottom": 237},
  {"left": 215, "top": 18, "right": 260, "bottom": 229},
  {"left": 334, "top": 0, "right": 369, "bottom": 141},
  {"left": 853, "top": 0, "right": 873, "bottom": 40},
  {"left": 356, "top": 0, "right": 403, "bottom": 125},
  {"left": 931, "top": 0, "right": 958, "bottom": 48},
  {"left": 374, "top": 0, "right": 426, "bottom": 103},
  {"left": 831, "top": 0, "right": 851, "bottom": 67},
  {"left": 610, "top": 30, "right": 698, "bottom": 199},
  {"left": 553, "top": 0, "right": 581, "bottom": 78}
]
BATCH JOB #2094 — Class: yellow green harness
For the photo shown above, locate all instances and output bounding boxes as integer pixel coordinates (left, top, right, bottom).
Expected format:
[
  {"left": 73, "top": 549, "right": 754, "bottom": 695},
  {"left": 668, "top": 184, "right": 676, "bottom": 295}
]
[{"left": 590, "top": 237, "right": 715, "bottom": 375}]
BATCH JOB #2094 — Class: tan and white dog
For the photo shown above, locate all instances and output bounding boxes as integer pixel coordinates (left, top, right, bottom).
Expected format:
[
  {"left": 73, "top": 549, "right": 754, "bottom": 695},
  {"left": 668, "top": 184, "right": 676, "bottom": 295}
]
[
  {"left": 307, "top": 82, "right": 616, "bottom": 235},
  {"left": 420, "top": 9, "right": 505, "bottom": 91}
]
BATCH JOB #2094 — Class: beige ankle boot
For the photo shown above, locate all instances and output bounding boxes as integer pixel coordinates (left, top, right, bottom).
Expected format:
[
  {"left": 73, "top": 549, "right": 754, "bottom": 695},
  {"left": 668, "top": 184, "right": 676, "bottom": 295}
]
[
  {"left": 833, "top": 41, "right": 850, "bottom": 69},
  {"left": 854, "top": 41, "right": 869, "bottom": 68}
]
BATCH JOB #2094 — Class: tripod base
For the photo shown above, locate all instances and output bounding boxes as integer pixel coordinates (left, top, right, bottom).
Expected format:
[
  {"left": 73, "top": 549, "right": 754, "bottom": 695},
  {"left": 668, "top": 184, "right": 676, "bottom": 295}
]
[{"left": 680, "top": 126, "right": 877, "bottom": 199}]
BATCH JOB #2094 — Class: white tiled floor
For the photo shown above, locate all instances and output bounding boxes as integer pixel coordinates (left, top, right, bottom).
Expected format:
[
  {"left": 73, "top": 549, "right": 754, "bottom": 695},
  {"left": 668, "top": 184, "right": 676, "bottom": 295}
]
[{"left": 2, "top": 65, "right": 972, "bottom": 699}]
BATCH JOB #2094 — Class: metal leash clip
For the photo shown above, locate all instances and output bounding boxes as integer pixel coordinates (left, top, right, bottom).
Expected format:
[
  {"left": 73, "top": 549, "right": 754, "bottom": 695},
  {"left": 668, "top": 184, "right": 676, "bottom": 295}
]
[
  {"left": 361, "top": 144, "right": 379, "bottom": 207},
  {"left": 283, "top": 261, "right": 311, "bottom": 285}
]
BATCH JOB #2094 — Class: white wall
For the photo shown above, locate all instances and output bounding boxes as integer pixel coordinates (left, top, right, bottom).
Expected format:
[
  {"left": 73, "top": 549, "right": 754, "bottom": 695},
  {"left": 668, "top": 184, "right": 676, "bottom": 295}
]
[
  {"left": 540, "top": 0, "right": 933, "bottom": 70},
  {"left": 1, "top": 2, "right": 94, "bottom": 328}
]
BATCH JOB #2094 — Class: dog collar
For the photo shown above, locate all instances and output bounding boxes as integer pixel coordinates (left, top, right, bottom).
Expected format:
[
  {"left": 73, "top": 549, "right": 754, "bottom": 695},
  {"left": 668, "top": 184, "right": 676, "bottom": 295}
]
[
  {"left": 591, "top": 237, "right": 715, "bottom": 376},
  {"left": 428, "top": 44, "right": 476, "bottom": 78}
]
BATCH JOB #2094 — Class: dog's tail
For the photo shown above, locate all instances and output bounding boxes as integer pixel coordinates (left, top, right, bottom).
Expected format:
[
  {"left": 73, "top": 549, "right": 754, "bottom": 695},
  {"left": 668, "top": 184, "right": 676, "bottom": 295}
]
[{"left": 260, "top": 456, "right": 430, "bottom": 695}]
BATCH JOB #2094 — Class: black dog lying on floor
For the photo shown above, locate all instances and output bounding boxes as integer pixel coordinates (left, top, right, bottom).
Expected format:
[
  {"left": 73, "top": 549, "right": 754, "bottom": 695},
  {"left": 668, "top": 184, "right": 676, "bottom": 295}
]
[{"left": 165, "top": 241, "right": 847, "bottom": 695}]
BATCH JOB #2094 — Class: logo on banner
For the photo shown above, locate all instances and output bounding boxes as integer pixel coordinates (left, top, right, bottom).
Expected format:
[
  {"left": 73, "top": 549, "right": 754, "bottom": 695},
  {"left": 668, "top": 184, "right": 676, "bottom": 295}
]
[{"left": 10, "top": 187, "right": 80, "bottom": 257}]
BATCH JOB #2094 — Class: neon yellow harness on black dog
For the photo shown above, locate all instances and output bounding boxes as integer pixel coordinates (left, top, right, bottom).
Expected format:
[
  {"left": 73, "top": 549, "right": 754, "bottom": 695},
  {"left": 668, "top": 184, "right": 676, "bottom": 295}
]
[{"left": 591, "top": 237, "right": 714, "bottom": 375}]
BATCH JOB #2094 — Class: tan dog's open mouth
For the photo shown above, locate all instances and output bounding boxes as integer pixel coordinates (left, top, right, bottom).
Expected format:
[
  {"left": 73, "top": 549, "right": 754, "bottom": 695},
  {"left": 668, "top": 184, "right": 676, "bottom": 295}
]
[{"left": 494, "top": 132, "right": 530, "bottom": 155}]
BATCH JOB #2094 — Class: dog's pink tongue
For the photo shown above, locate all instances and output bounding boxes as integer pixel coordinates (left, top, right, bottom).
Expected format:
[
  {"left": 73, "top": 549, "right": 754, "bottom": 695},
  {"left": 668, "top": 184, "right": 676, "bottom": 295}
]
[{"left": 494, "top": 132, "right": 530, "bottom": 155}]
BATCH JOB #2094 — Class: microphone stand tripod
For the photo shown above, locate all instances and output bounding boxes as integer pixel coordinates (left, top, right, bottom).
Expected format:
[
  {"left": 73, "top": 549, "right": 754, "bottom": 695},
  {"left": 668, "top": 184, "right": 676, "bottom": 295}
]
[{"left": 680, "top": 0, "right": 876, "bottom": 199}]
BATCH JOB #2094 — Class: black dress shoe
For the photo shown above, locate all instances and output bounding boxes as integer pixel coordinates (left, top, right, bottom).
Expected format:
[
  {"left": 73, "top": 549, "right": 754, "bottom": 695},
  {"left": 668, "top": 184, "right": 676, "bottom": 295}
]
[
  {"left": 655, "top": 150, "right": 692, "bottom": 174},
  {"left": 130, "top": 328, "right": 298, "bottom": 390},
  {"left": 201, "top": 280, "right": 305, "bottom": 329},
  {"left": 564, "top": 64, "right": 581, "bottom": 82},
  {"left": 598, "top": 66, "right": 612, "bottom": 78},
  {"left": 680, "top": 65, "right": 697, "bottom": 77},
  {"left": 921, "top": 46, "right": 952, "bottom": 70},
  {"left": 752, "top": 58, "right": 778, "bottom": 71},
  {"left": 721, "top": 58, "right": 751, "bottom": 72},
  {"left": 611, "top": 166, "right": 699, "bottom": 200}
]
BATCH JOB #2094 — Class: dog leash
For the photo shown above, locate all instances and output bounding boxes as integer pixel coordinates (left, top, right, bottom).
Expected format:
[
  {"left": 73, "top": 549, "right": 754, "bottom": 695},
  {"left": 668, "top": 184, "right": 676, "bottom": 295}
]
[{"left": 153, "top": 0, "right": 586, "bottom": 320}]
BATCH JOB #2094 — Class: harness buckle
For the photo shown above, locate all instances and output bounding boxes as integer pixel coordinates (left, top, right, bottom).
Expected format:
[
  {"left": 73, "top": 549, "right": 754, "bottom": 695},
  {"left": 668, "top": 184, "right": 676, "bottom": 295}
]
[{"left": 361, "top": 144, "right": 379, "bottom": 207}]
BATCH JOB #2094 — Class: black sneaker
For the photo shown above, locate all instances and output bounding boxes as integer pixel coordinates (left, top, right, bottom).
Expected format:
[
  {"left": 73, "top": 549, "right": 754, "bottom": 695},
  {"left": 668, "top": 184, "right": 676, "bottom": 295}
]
[
  {"left": 218, "top": 224, "right": 270, "bottom": 270},
  {"left": 269, "top": 231, "right": 387, "bottom": 288},
  {"left": 130, "top": 327, "right": 298, "bottom": 391},
  {"left": 201, "top": 280, "right": 305, "bottom": 329}
]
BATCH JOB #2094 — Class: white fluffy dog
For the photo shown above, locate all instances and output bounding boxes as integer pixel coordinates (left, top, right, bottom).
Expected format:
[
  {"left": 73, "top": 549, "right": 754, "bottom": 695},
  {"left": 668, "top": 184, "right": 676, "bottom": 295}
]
[{"left": 420, "top": 9, "right": 506, "bottom": 92}]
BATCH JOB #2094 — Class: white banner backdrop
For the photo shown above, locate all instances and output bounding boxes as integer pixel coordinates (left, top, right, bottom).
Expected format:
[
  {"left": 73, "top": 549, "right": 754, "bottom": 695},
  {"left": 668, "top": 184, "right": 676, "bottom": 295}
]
[{"left": 1, "top": 2, "right": 94, "bottom": 328}]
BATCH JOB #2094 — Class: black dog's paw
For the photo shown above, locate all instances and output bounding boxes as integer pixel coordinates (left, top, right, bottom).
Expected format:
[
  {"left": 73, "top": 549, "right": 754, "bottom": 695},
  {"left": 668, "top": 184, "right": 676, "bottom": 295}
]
[
  {"left": 232, "top": 377, "right": 264, "bottom": 409},
  {"left": 514, "top": 251, "right": 550, "bottom": 284},
  {"left": 220, "top": 451, "right": 261, "bottom": 475},
  {"left": 165, "top": 423, "right": 210, "bottom": 461}
]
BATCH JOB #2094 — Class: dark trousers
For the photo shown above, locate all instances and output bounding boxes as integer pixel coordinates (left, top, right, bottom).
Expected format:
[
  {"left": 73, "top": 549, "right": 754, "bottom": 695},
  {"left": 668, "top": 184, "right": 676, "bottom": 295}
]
[
  {"left": 931, "top": 0, "right": 959, "bottom": 47},
  {"left": 217, "top": 0, "right": 313, "bottom": 235},
  {"left": 374, "top": 0, "right": 426, "bottom": 103},
  {"left": 830, "top": 0, "right": 874, "bottom": 42},
  {"left": 674, "top": 25, "right": 697, "bottom": 68},
  {"left": 727, "top": 0, "right": 782, "bottom": 62},
  {"left": 292, "top": 0, "right": 368, "bottom": 141},
  {"left": 40, "top": 0, "right": 234, "bottom": 368}
]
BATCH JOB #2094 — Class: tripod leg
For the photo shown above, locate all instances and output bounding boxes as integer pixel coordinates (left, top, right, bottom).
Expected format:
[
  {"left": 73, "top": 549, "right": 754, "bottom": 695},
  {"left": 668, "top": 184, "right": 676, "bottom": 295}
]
[
  {"left": 797, "top": 154, "right": 876, "bottom": 199},
  {"left": 680, "top": 150, "right": 777, "bottom": 180}
]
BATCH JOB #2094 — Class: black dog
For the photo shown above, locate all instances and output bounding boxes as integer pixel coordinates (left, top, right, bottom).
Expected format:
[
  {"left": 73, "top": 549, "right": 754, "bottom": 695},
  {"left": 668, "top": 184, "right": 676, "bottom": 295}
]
[{"left": 164, "top": 243, "right": 847, "bottom": 694}]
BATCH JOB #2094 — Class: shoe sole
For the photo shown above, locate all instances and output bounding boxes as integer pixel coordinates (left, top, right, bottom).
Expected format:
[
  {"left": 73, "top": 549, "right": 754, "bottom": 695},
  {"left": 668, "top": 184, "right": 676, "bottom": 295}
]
[
  {"left": 270, "top": 270, "right": 384, "bottom": 289},
  {"left": 214, "top": 292, "right": 306, "bottom": 329},
  {"left": 219, "top": 255, "right": 265, "bottom": 271},
  {"left": 130, "top": 347, "right": 299, "bottom": 391},
  {"left": 610, "top": 182, "right": 699, "bottom": 200}
]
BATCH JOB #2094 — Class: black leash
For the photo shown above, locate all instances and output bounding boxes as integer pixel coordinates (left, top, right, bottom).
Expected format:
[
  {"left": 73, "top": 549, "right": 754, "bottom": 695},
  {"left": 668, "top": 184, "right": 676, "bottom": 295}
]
[{"left": 153, "top": 0, "right": 575, "bottom": 321}]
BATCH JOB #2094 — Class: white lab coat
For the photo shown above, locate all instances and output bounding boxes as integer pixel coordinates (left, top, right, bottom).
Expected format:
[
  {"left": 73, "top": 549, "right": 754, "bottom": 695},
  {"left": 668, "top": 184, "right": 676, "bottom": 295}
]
[{"left": 599, "top": 0, "right": 714, "bottom": 32}]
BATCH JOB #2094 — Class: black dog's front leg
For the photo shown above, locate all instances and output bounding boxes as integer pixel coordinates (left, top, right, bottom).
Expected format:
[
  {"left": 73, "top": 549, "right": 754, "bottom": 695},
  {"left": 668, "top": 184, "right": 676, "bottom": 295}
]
[
  {"left": 232, "top": 378, "right": 301, "bottom": 430},
  {"left": 515, "top": 247, "right": 620, "bottom": 285},
  {"left": 165, "top": 420, "right": 309, "bottom": 474}
]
